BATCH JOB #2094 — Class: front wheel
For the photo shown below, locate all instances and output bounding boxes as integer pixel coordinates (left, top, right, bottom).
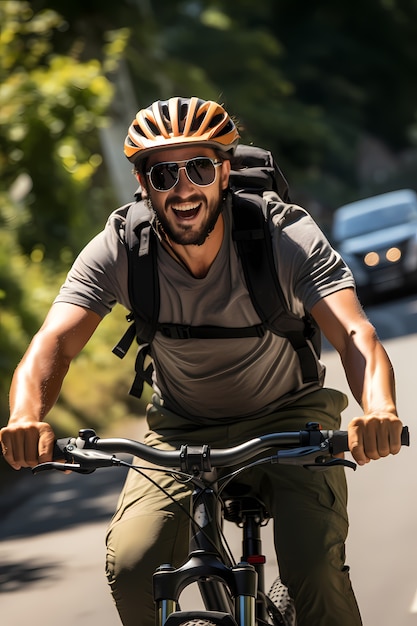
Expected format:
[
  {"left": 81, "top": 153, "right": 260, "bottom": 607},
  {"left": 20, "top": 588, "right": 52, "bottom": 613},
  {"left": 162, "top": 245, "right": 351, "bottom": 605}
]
[
  {"left": 163, "top": 611, "right": 237, "bottom": 626},
  {"left": 178, "top": 620, "right": 218, "bottom": 626},
  {"left": 267, "top": 576, "right": 296, "bottom": 626}
]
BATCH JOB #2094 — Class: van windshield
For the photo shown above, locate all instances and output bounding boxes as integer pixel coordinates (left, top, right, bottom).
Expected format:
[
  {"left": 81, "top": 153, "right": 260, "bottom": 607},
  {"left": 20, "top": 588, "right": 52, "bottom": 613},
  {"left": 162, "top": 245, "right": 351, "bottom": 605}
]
[{"left": 334, "top": 202, "right": 417, "bottom": 241}]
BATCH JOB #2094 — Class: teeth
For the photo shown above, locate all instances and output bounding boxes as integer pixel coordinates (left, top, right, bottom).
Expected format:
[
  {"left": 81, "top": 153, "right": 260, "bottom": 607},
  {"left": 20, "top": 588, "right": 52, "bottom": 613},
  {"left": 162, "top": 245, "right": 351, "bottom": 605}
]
[{"left": 172, "top": 203, "right": 199, "bottom": 212}]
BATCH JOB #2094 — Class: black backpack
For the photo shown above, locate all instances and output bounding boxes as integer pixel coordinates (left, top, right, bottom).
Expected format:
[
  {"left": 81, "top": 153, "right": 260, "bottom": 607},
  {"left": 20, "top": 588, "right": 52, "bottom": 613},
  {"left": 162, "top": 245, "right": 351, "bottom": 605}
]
[{"left": 113, "top": 145, "right": 321, "bottom": 399}]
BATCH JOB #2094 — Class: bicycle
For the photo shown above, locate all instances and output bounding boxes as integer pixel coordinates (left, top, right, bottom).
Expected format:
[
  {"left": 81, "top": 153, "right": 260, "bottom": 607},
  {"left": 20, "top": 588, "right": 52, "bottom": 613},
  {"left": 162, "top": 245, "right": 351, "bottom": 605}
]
[{"left": 31, "top": 422, "right": 409, "bottom": 626}]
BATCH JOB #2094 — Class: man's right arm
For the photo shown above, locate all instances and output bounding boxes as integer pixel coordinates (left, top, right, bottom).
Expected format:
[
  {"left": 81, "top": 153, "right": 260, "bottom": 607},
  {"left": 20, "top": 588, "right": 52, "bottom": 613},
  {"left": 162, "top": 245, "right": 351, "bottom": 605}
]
[{"left": 1, "top": 302, "right": 102, "bottom": 470}]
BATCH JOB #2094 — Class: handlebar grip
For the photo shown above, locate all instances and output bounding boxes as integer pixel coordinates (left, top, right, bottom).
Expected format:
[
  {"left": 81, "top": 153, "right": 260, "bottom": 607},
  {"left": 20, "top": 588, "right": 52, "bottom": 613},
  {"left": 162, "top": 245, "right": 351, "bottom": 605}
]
[
  {"left": 0, "top": 439, "right": 68, "bottom": 468},
  {"left": 330, "top": 431, "right": 349, "bottom": 455},
  {"left": 401, "top": 425, "right": 410, "bottom": 446},
  {"left": 331, "top": 426, "right": 410, "bottom": 456},
  {"left": 0, "top": 438, "right": 70, "bottom": 459}
]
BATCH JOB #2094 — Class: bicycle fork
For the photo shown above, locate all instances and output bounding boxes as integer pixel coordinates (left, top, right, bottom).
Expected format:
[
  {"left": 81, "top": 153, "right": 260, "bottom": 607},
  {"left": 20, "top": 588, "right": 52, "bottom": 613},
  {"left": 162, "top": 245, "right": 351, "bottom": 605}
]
[
  {"left": 152, "top": 483, "right": 258, "bottom": 626},
  {"left": 154, "top": 554, "right": 257, "bottom": 625}
]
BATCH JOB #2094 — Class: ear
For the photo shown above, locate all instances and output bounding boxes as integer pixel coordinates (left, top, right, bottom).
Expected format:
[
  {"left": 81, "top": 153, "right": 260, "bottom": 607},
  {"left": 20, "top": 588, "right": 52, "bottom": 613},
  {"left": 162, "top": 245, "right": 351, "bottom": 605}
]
[{"left": 135, "top": 172, "right": 149, "bottom": 198}]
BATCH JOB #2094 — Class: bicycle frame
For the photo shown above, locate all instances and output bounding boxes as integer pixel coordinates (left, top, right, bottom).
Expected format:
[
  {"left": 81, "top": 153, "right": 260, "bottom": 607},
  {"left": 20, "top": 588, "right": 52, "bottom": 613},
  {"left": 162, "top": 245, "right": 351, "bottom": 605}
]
[{"left": 153, "top": 470, "right": 276, "bottom": 626}]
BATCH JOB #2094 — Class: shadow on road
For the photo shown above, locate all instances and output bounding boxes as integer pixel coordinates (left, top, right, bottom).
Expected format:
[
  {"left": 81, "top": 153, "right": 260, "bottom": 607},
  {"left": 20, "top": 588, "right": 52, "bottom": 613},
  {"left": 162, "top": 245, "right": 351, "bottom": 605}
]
[
  {"left": 0, "top": 557, "right": 60, "bottom": 593},
  {"left": 0, "top": 464, "right": 128, "bottom": 540}
]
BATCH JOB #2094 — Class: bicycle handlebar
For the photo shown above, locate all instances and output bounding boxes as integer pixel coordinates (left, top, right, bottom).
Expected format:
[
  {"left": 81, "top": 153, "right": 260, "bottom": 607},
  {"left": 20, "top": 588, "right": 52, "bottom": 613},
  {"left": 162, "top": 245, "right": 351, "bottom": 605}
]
[{"left": 31, "top": 423, "right": 410, "bottom": 476}]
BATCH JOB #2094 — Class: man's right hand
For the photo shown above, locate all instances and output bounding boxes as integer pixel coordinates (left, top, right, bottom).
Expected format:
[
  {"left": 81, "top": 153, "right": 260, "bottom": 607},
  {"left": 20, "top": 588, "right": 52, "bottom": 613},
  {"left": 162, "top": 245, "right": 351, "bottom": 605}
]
[{"left": 0, "top": 421, "right": 55, "bottom": 470}]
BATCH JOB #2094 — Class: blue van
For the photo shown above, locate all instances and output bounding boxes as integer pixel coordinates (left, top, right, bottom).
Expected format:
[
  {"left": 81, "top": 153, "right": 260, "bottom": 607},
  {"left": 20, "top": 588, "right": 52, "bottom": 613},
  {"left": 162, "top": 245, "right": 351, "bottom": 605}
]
[{"left": 331, "top": 189, "right": 417, "bottom": 302}]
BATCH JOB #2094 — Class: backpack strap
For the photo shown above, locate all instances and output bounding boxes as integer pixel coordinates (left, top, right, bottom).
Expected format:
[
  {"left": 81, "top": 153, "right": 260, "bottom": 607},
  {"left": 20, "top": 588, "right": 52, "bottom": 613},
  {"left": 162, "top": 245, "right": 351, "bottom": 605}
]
[
  {"left": 232, "top": 191, "right": 320, "bottom": 384},
  {"left": 112, "top": 197, "right": 160, "bottom": 397}
]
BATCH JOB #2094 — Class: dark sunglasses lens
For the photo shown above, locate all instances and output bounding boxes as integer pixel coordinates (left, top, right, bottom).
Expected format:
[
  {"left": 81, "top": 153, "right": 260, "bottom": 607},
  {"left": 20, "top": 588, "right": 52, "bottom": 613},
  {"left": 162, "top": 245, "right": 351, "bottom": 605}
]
[
  {"left": 151, "top": 163, "right": 179, "bottom": 191},
  {"left": 150, "top": 158, "right": 217, "bottom": 190},
  {"left": 186, "top": 158, "right": 216, "bottom": 185}
]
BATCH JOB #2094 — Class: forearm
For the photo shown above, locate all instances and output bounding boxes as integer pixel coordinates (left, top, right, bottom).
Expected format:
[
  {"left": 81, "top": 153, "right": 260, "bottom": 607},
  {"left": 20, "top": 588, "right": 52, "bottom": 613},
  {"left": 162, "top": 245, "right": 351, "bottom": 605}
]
[
  {"left": 9, "top": 331, "right": 71, "bottom": 424},
  {"left": 340, "top": 322, "right": 397, "bottom": 415},
  {"left": 312, "top": 289, "right": 402, "bottom": 464},
  {"left": 9, "top": 303, "right": 101, "bottom": 424},
  {"left": 339, "top": 319, "right": 402, "bottom": 464},
  {"left": 2, "top": 303, "right": 101, "bottom": 469}
]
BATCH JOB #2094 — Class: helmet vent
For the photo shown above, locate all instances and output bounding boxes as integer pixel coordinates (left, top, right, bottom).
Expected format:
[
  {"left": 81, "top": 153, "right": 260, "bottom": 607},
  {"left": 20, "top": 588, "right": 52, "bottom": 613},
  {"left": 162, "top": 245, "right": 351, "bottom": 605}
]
[
  {"left": 144, "top": 119, "right": 163, "bottom": 137},
  {"left": 179, "top": 103, "right": 190, "bottom": 132},
  {"left": 209, "top": 113, "right": 224, "bottom": 129},
  {"left": 217, "top": 119, "right": 234, "bottom": 136},
  {"left": 190, "top": 112, "right": 206, "bottom": 132}
]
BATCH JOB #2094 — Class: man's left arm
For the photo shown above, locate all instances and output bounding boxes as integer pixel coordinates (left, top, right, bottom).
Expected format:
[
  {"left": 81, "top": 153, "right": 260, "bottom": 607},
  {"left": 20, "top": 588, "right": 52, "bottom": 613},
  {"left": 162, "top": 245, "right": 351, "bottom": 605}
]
[{"left": 311, "top": 287, "right": 403, "bottom": 466}]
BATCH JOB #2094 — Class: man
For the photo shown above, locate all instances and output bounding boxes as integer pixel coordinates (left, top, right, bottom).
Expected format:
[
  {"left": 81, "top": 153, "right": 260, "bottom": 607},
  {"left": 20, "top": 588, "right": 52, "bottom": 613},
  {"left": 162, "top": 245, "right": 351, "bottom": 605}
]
[{"left": 1, "top": 97, "right": 402, "bottom": 626}]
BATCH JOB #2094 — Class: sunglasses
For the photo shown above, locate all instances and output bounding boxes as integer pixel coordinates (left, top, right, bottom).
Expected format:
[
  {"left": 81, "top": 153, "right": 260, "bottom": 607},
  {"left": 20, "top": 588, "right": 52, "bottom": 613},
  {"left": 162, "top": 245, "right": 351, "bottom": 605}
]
[{"left": 146, "top": 157, "right": 222, "bottom": 192}]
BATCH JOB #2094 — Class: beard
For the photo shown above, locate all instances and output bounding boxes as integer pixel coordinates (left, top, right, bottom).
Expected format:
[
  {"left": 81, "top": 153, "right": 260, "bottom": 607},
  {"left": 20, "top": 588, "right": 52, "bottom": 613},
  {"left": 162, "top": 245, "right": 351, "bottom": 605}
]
[{"left": 151, "top": 196, "right": 223, "bottom": 247}]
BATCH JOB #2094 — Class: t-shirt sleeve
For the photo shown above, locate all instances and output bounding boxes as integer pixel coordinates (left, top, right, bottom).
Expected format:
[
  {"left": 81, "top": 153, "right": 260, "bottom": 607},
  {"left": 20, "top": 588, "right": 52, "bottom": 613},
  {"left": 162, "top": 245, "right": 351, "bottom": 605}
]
[
  {"left": 54, "top": 208, "right": 131, "bottom": 317},
  {"left": 269, "top": 200, "right": 356, "bottom": 313}
]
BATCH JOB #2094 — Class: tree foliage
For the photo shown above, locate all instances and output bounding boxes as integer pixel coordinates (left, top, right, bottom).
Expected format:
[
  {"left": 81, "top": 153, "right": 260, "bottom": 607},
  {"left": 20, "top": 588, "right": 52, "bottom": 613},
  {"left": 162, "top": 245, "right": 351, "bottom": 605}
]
[
  {"left": 0, "top": 1, "right": 128, "bottom": 260},
  {"left": 0, "top": 1, "right": 128, "bottom": 421}
]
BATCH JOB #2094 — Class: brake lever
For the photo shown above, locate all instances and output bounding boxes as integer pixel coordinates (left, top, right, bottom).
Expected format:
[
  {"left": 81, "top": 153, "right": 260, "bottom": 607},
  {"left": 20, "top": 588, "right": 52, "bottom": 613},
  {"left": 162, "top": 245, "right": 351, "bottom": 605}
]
[
  {"left": 302, "top": 457, "right": 357, "bottom": 471},
  {"left": 32, "top": 449, "right": 122, "bottom": 475},
  {"left": 273, "top": 445, "right": 357, "bottom": 471},
  {"left": 32, "top": 462, "right": 96, "bottom": 475}
]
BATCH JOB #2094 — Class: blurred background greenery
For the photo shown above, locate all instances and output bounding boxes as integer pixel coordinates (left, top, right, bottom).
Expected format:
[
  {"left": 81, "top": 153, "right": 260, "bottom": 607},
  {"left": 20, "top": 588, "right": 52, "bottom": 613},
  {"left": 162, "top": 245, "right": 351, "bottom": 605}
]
[{"left": 1, "top": 0, "right": 417, "bottom": 441}]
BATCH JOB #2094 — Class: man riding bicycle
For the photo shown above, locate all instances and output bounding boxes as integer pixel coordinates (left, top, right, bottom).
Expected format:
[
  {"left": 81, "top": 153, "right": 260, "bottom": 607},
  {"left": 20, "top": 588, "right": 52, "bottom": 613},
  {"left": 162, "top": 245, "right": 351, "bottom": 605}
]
[{"left": 1, "top": 97, "right": 403, "bottom": 626}]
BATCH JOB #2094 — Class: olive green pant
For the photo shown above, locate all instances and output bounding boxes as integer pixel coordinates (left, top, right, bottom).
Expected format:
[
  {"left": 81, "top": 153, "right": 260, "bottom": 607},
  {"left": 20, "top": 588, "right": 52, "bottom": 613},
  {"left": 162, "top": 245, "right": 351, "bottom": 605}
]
[{"left": 105, "top": 388, "right": 362, "bottom": 626}]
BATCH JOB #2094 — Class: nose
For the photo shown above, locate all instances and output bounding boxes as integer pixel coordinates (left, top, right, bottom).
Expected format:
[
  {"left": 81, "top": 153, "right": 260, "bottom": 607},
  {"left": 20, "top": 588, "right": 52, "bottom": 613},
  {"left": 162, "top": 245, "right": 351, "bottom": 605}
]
[{"left": 172, "top": 165, "right": 194, "bottom": 191}]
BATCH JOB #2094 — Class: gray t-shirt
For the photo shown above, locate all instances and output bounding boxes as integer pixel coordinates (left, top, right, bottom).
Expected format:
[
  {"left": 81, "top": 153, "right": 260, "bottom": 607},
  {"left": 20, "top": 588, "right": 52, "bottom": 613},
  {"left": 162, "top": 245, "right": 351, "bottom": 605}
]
[{"left": 55, "top": 194, "right": 355, "bottom": 420}]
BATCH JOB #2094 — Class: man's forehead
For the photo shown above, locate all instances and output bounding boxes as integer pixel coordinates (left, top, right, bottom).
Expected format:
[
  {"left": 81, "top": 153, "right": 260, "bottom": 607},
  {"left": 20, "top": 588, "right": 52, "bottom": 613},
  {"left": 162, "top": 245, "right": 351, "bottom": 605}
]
[{"left": 146, "top": 145, "right": 217, "bottom": 167}]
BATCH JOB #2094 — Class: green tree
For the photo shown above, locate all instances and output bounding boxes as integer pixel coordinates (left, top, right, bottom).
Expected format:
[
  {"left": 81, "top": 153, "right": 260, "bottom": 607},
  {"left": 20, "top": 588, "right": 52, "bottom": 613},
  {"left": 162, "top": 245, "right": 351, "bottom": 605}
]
[
  {"left": 0, "top": 1, "right": 129, "bottom": 261},
  {"left": 0, "top": 1, "right": 129, "bottom": 424}
]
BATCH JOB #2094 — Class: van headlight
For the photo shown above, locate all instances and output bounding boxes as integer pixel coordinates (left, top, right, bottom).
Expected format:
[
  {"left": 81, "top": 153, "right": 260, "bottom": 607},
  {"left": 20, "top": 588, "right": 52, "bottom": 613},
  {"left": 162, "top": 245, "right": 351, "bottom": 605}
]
[{"left": 364, "top": 251, "right": 380, "bottom": 267}]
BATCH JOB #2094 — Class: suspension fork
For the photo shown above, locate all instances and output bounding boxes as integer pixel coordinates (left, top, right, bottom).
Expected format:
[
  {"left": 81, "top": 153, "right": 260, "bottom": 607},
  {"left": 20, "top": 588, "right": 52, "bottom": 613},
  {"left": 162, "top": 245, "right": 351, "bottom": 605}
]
[{"left": 153, "top": 475, "right": 258, "bottom": 625}]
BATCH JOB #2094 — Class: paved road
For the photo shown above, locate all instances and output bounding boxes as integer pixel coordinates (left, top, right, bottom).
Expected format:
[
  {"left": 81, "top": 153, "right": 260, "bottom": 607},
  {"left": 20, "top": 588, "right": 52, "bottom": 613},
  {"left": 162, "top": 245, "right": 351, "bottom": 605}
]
[
  {"left": 326, "top": 334, "right": 417, "bottom": 626},
  {"left": 0, "top": 460, "right": 128, "bottom": 625},
  {"left": 1, "top": 294, "right": 417, "bottom": 625}
]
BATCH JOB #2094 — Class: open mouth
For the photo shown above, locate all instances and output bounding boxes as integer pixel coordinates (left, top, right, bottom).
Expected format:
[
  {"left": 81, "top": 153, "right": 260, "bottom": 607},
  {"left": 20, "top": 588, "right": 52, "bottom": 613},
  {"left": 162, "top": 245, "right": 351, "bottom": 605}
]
[{"left": 172, "top": 203, "right": 201, "bottom": 220}]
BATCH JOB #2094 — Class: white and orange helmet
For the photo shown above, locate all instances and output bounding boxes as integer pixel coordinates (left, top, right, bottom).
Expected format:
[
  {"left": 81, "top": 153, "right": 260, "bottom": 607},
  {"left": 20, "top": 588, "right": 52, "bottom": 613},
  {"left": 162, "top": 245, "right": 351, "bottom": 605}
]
[{"left": 124, "top": 97, "right": 240, "bottom": 165}]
